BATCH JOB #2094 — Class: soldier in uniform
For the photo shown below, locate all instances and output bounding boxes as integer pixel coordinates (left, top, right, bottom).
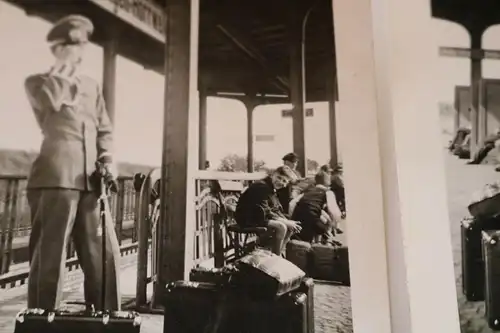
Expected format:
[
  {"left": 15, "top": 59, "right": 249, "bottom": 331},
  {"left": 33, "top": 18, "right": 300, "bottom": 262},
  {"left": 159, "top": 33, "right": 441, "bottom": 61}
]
[{"left": 24, "top": 15, "right": 121, "bottom": 310}]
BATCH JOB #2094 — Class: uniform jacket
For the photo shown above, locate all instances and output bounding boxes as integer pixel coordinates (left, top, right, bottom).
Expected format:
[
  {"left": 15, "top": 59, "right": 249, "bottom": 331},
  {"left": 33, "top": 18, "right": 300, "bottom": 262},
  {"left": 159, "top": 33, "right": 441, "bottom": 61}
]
[
  {"left": 24, "top": 72, "right": 113, "bottom": 191},
  {"left": 235, "top": 177, "right": 287, "bottom": 227}
]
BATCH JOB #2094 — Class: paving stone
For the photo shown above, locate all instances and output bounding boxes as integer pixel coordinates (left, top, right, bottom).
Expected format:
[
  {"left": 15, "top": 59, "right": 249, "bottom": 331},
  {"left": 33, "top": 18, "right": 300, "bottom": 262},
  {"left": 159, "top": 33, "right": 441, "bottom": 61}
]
[{"left": 0, "top": 153, "right": 494, "bottom": 333}]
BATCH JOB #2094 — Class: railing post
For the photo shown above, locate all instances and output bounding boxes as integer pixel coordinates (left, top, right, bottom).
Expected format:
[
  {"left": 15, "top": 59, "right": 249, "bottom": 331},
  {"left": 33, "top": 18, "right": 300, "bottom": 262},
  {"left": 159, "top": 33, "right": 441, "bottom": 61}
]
[
  {"left": 133, "top": 173, "right": 149, "bottom": 310},
  {"left": 213, "top": 211, "right": 225, "bottom": 268},
  {"left": 0, "top": 179, "right": 15, "bottom": 275},
  {"left": 115, "top": 180, "right": 125, "bottom": 245}
]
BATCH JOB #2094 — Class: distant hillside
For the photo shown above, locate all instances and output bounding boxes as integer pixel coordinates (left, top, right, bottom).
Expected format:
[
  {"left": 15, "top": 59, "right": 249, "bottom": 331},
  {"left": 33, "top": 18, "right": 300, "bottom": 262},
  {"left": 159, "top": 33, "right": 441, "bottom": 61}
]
[{"left": 0, "top": 149, "right": 156, "bottom": 177}]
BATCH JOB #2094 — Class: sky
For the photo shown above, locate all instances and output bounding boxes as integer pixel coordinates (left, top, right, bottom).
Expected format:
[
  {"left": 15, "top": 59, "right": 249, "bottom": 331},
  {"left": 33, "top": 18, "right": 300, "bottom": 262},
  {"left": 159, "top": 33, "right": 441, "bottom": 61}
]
[{"left": 3, "top": 2, "right": 500, "bottom": 169}]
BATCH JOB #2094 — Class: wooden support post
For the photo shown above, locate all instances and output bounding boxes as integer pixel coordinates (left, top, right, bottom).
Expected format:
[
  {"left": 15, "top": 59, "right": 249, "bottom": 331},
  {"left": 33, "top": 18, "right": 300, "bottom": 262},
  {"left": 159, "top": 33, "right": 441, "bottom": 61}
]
[
  {"left": 288, "top": 8, "right": 307, "bottom": 177},
  {"left": 332, "top": 0, "right": 459, "bottom": 332},
  {"left": 470, "top": 34, "right": 482, "bottom": 156},
  {"left": 154, "top": 0, "right": 200, "bottom": 308},
  {"left": 102, "top": 36, "right": 118, "bottom": 124},
  {"left": 328, "top": 99, "right": 339, "bottom": 167},
  {"left": 199, "top": 88, "right": 208, "bottom": 170},
  {"left": 243, "top": 94, "right": 258, "bottom": 173},
  {"left": 453, "top": 87, "right": 460, "bottom": 133},
  {"left": 326, "top": 62, "right": 339, "bottom": 167}
]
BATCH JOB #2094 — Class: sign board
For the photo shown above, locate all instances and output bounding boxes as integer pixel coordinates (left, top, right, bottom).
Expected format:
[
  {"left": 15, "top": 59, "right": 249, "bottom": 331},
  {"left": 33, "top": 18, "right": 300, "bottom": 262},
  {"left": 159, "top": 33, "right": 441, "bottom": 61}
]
[
  {"left": 255, "top": 134, "right": 275, "bottom": 142},
  {"left": 282, "top": 108, "right": 314, "bottom": 118},
  {"left": 439, "top": 47, "right": 500, "bottom": 60}
]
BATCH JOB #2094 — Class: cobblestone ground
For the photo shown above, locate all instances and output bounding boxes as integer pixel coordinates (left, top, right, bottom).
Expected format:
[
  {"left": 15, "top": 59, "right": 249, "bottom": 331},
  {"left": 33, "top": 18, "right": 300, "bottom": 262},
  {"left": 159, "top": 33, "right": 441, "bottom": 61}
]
[
  {"left": 315, "top": 283, "right": 352, "bottom": 333},
  {"left": 1, "top": 152, "right": 489, "bottom": 333}
]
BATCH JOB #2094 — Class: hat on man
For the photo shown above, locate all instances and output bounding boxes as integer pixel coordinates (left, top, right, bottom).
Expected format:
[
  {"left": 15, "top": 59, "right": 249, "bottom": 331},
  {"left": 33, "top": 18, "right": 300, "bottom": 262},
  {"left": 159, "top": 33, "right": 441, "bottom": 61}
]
[
  {"left": 47, "top": 15, "right": 94, "bottom": 45},
  {"left": 333, "top": 163, "right": 343, "bottom": 173},
  {"left": 282, "top": 152, "right": 299, "bottom": 163},
  {"left": 320, "top": 164, "right": 333, "bottom": 173}
]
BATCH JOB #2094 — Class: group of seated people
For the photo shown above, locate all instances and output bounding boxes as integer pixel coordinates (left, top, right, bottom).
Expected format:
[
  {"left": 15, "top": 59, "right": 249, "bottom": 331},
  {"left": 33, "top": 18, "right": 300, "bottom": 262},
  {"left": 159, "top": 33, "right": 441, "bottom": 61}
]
[
  {"left": 234, "top": 153, "right": 345, "bottom": 256},
  {"left": 449, "top": 126, "right": 500, "bottom": 171}
]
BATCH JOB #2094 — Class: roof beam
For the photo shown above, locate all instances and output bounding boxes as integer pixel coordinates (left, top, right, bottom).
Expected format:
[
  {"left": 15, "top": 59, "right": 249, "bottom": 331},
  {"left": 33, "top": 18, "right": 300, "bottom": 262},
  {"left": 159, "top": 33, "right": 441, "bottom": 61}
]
[{"left": 211, "top": 20, "right": 290, "bottom": 94}]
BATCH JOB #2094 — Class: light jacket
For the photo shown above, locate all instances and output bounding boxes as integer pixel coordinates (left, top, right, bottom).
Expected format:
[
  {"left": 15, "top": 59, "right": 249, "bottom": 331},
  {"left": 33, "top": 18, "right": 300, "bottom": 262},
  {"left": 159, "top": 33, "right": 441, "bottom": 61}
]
[{"left": 24, "top": 72, "right": 113, "bottom": 191}]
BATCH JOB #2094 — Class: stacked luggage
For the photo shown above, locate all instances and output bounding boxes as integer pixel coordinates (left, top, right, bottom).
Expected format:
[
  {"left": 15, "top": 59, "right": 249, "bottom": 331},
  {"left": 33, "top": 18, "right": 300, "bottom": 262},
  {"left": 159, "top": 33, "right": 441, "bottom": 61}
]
[
  {"left": 461, "top": 181, "right": 500, "bottom": 330},
  {"left": 165, "top": 248, "right": 313, "bottom": 333},
  {"left": 286, "top": 239, "right": 350, "bottom": 286}
]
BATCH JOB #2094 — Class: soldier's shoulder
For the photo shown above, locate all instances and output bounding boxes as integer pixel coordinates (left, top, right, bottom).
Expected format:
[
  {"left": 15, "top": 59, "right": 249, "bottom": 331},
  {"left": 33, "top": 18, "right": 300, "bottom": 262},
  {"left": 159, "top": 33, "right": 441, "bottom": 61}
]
[
  {"left": 24, "top": 73, "right": 49, "bottom": 91},
  {"left": 24, "top": 73, "right": 47, "bottom": 85},
  {"left": 78, "top": 74, "right": 101, "bottom": 88}
]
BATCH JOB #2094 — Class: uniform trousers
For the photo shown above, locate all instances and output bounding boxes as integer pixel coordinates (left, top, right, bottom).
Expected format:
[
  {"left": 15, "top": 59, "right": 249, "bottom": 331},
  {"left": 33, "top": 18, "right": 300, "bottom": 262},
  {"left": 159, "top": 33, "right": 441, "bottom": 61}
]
[{"left": 27, "top": 189, "right": 121, "bottom": 310}]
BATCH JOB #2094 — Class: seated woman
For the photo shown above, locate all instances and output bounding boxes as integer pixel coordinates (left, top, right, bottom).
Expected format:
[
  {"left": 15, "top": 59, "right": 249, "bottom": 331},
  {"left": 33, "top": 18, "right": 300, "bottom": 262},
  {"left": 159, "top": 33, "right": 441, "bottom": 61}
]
[
  {"left": 234, "top": 166, "right": 302, "bottom": 256},
  {"left": 289, "top": 171, "right": 343, "bottom": 245}
]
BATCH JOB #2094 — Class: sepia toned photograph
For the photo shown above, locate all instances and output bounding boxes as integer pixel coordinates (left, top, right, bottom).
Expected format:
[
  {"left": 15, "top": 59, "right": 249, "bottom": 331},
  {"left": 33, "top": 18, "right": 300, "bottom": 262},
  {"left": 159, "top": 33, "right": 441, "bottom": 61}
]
[{"left": 0, "top": 0, "right": 492, "bottom": 333}]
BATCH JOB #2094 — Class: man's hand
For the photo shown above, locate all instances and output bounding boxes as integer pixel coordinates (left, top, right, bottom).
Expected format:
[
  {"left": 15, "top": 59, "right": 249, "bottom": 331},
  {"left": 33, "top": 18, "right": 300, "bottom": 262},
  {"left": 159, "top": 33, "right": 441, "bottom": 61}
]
[
  {"left": 94, "top": 161, "right": 118, "bottom": 193},
  {"left": 283, "top": 219, "right": 302, "bottom": 234},
  {"left": 50, "top": 44, "right": 82, "bottom": 84},
  {"left": 102, "top": 164, "right": 118, "bottom": 193}
]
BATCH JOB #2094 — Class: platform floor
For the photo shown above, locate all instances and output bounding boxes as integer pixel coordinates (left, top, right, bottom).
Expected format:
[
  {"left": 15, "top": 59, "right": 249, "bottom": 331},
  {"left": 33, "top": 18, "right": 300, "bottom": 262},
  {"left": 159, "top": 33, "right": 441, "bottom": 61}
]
[
  {"left": 0, "top": 238, "right": 352, "bottom": 333},
  {"left": 2, "top": 153, "right": 496, "bottom": 333}
]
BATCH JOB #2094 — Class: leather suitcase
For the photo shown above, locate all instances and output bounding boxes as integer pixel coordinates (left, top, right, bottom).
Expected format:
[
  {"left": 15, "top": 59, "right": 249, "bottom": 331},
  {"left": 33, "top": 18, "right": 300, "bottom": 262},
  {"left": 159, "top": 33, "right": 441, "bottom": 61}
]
[
  {"left": 189, "top": 265, "right": 239, "bottom": 286},
  {"left": 224, "top": 291, "right": 311, "bottom": 333},
  {"left": 164, "top": 281, "right": 310, "bottom": 333},
  {"left": 297, "top": 278, "right": 315, "bottom": 333},
  {"left": 14, "top": 306, "right": 141, "bottom": 333},
  {"left": 469, "top": 182, "right": 500, "bottom": 219},
  {"left": 311, "top": 243, "right": 350, "bottom": 286},
  {"left": 286, "top": 239, "right": 312, "bottom": 273},
  {"left": 233, "top": 291, "right": 309, "bottom": 333},
  {"left": 461, "top": 216, "right": 500, "bottom": 301},
  {"left": 233, "top": 248, "right": 306, "bottom": 300},
  {"left": 483, "top": 230, "right": 500, "bottom": 330},
  {"left": 164, "top": 280, "right": 233, "bottom": 333},
  {"left": 189, "top": 267, "right": 314, "bottom": 333}
]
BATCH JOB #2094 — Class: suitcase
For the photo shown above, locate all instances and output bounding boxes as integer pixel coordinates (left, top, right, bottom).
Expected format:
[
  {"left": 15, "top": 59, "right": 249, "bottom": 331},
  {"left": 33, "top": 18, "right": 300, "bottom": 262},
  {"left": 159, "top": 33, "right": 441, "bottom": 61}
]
[
  {"left": 286, "top": 239, "right": 312, "bottom": 273},
  {"left": 234, "top": 291, "right": 308, "bottom": 333},
  {"left": 14, "top": 169, "right": 141, "bottom": 333},
  {"left": 482, "top": 230, "right": 500, "bottom": 330},
  {"left": 165, "top": 280, "right": 311, "bottom": 333},
  {"left": 164, "top": 281, "right": 233, "bottom": 333},
  {"left": 461, "top": 216, "right": 500, "bottom": 301},
  {"left": 189, "top": 265, "right": 239, "bottom": 286},
  {"left": 310, "top": 243, "right": 350, "bottom": 286},
  {"left": 233, "top": 248, "right": 306, "bottom": 300},
  {"left": 189, "top": 267, "right": 314, "bottom": 333},
  {"left": 297, "top": 277, "right": 315, "bottom": 333},
  {"left": 14, "top": 306, "right": 141, "bottom": 333},
  {"left": 469, "top": 182, "right": 500, "bottom": 219}
]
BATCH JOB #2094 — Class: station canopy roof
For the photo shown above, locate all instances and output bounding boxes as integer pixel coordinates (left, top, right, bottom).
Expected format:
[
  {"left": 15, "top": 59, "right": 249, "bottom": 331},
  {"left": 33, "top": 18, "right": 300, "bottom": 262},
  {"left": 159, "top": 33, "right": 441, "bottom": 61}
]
[
  {"left": 431, "top": 0, "right": 500, "bottom": 34},
  {"left": 12, "top": 0, "right": 337, "bottom": 103}
]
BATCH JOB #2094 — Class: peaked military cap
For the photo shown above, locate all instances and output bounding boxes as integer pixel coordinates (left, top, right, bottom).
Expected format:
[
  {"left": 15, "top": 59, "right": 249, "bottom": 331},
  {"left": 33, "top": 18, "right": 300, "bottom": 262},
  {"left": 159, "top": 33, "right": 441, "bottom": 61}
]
[{"left": 47, "top": 15, "right": 94, "bottom": 45}]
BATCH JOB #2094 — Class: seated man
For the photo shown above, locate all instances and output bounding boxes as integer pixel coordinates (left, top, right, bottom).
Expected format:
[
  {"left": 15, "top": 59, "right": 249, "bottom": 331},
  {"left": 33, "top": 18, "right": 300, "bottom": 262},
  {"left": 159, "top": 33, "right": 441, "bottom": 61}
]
[
  {"left": 321, "top": 163, "right": 346, "bottom": 216},
  {"left": 290, "top": 171, "right": 343, "bottom": 244},
  {"left": 277, "top": 153, "right": 302, "bottom": 216},
  {"left": 449, "top": 126, "right": 471, "bottom": 152},
  {"left": 235, "top": 166, "right": 302, "bottom": 256},
  {"left": 468, "top": 128, "right": 500, "bottom": 165}
]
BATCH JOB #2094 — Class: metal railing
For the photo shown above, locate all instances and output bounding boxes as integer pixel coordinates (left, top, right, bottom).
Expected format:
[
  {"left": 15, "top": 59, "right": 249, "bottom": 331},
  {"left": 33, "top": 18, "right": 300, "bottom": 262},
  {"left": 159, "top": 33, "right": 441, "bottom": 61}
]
[
  {"left": 0, "top": 175, "right": 138, "bottom": 288},
  {"left": 134, "top": 169, "right": 266, "bottom": 311}
]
